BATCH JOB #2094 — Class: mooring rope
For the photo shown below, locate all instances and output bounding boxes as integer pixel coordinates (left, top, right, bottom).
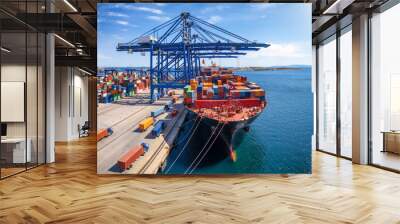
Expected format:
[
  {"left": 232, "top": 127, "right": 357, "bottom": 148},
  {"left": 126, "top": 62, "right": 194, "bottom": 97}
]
[
  {"left": 184, "top": 122, "right": 225, "bottom": 174},
  {"left": 164, "top": 116, "right": 203, "bottom": 174},
  {"left": 187, "top": 122, "right": 226, "bottom": 174},
  {"left": 174, "top": 117, "right": 199, "bottom": 146}
]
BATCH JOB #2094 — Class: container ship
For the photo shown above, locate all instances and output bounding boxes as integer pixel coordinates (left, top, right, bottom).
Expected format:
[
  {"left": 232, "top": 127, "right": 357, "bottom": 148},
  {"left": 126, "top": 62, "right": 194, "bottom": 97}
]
[{"left": 183, "top": 65, "right": 267, "bottom": 161}]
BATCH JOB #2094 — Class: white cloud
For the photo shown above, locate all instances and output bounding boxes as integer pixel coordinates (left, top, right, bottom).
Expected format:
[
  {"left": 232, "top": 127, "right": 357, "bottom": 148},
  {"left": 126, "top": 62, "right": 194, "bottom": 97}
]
[
  {"left": 154, "top": 3, "right": 166, "bottom": 7},
  {"left": 251, "top": 4, "right": 275, "bottom": 10},
  {"left": 241, "top": 42, "right": 312, "bottom": 66},
  {"left": 245, "top": 43, "right": 307, "bottom": 58},
  {"left": 147, "top": 15, "right": 170, "bottom": 22},
  {"left": 115, "top": 20, "right": 129, "bottom": 26},
  {"left": 111, "top": 4, "right": 164, "bottom": 15},
  {"left": 112, "top": 34, "right": 124, "bottom": 40},
  {"left": 98, "top": 53, "right": 111, "bottom": 60},
  {"left": 207, "top": 15, "right": 222, "bottom": 24},
  {"left": 200, "top": 5, "right": 230, "bottom": 14},
  {"left": 112, "top": 3, "right": 164, "bottom": 15},
  {"left": 107, "top": 12, "right": 128, "bottom": 18},
  {"left": 114, "top": 20, "right": 137, "bottom": 27},
  {"left": 135, "top": 6, "right": 163, "bottom": 15}
]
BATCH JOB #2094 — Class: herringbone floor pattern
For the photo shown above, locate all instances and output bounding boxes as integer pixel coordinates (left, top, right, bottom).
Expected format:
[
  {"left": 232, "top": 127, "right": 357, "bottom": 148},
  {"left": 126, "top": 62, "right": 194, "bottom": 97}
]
[{"left": 1, "top": 136, "right": 400, "bottom": 223}]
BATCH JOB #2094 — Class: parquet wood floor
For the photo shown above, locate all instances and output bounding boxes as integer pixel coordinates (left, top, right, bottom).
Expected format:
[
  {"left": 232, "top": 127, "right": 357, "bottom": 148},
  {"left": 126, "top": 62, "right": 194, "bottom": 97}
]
[{"left": 1, "top": 136, "right": 399, "bottom": 223}]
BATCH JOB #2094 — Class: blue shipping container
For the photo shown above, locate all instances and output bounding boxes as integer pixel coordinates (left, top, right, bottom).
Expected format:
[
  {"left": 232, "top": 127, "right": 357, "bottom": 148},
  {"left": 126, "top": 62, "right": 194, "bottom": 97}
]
[
  {"left": 213, "top": 87, "right": 218, "bottom": 95},
  {"left": 151, "top": 120, "right": 166, "bottom": 137},
  {"left": 212, "top": 95, "right": 221, "bottom": 100},
  {"left": 151, "top": 107, "right": 164, "bottom": 117}
]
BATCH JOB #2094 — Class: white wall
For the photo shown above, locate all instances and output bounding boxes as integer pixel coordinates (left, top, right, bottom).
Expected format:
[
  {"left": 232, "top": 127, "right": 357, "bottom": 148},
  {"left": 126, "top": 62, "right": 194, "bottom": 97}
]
[
  {"left": 54, "top": 66, "right": 89, "bottom": 141},
  {"left": 55, "top": 66, "right": 70, "bottom": 141},
  {"left": 77, "top": 72, "right": 89, "bottom": 139}
]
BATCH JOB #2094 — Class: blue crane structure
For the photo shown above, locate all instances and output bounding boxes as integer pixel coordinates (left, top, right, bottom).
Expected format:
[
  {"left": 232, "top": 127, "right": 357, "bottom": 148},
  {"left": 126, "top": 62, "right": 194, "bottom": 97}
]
[
  {"left": 102, "top": 67, "right": 148, "bottom": 77},
  {"left": 117, "top": 12, "right": 269, "bottom": 101}
]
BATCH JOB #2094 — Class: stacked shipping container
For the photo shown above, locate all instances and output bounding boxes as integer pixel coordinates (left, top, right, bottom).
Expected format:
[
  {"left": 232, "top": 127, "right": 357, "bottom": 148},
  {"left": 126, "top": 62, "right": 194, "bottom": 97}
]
[
  {"left": 97, "top": 72, "right": 150, "bottom": 103},
  {"left": 183, "top": 72, "right": 265, "bottom": 105}
]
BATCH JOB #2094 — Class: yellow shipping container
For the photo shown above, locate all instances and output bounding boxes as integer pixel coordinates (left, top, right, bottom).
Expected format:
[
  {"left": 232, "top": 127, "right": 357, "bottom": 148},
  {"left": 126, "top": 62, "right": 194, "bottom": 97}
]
[{"left": 139, "top": 117, "right": 154, "bottom": 132}]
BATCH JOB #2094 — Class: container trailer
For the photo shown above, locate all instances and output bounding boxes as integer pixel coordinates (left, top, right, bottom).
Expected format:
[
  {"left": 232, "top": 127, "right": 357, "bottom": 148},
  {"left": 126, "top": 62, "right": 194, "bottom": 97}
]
[
  {"left": 151, "top": 120, "right": 166, "bottom": 137},
  {"left": 138, "top": 117, "right": 154, "bottom": 132},
  {"left": 151, "top": 107, "right": 165, "bottom": 117},
  {"left": 117, "top": 145, "right": 144, "bottom": 170}
]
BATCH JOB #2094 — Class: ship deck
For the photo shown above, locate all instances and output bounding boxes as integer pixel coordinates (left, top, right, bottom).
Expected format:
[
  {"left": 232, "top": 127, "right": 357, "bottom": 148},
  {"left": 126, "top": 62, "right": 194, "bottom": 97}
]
[{"left": 188, "top": 106, "right": 264, "bottom": 122}]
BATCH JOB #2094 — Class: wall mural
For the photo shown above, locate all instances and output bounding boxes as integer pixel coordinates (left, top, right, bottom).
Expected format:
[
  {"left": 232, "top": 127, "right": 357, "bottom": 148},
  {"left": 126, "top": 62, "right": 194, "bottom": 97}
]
[{"left": 97, "top": 3, "right": 312, "bottom": 175}]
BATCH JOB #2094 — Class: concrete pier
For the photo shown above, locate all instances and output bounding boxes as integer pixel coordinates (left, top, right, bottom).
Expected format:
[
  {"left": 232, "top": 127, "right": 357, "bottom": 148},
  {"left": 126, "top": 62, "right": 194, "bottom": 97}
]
[{"left": 97, "top": 93, "right": 186, "bottom": 174}]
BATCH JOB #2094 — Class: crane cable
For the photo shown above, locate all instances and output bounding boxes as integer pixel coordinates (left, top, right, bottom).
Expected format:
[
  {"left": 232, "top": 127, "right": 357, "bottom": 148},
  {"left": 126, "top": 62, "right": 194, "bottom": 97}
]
[
  {"left": 164, "top": 116, "right": 203, "bottom": 174},
  {"left": 184, "top": 122, "right": 225, "bottom": 174}
]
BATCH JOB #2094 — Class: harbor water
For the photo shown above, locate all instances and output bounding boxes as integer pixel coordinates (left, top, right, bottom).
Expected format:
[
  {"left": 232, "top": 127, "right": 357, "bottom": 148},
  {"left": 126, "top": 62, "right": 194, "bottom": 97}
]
[{"left": 162, "top": 68, "right": 313, "bottom": 174}]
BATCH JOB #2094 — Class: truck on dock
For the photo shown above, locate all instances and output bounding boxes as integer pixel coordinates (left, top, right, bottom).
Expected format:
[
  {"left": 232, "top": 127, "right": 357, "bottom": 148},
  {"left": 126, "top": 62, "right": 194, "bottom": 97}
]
[
  {"left": 151, "top": 120, "right": 166, "bottom": 137},
  {"left": 164, "top": 100, "right": 173, "bottom": 111},
  {"left": 97, "top": 128, "right": 113, "bottom": 142},
  {"left": 151, "top": 107, "right": 164, "bottom": 117},
  {"left": 141, "top": 142, "right": 150, "bottom": 153},
  {"left": 139, "top": 117, "right": 154, "bottom": 132},
  {"left": 117, "top": 145, "right": 144, "bottom": 170}
]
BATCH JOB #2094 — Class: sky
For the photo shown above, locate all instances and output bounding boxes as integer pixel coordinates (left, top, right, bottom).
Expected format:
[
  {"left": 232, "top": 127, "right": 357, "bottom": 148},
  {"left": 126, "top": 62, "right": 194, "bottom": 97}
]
[{"left": 97, "top": 3, "right": 311, "bottom": 68}]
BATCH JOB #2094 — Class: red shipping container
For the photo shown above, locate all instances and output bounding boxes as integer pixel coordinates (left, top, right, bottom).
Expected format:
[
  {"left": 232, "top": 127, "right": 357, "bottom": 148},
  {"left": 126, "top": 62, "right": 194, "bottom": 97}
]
[
  {"left": 218, "top": 90, "right": 224, "bottom": 97},
  {"left": 118, "top": 146, "right": 144, "bottom": 170},
  {"left": 237, "top": 98, "right": 261, "bottom": 107},
  {"left": 184, "top": 98, "right": 192, "bottom": 104},
  {"left": 194, "top": 99, "right": 261, "bottom": 109},
  {"left": 231, "top": 82, "right": 245, "bottom": 86},
  {"left": 97, "top": 129, "right": 108, "bottom": 142}
]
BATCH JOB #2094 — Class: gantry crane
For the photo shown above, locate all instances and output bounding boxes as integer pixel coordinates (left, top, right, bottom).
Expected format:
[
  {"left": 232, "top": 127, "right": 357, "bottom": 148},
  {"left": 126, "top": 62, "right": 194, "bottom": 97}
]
[{"left": 117, "top": 12, "right": 269, "bottom": 101}]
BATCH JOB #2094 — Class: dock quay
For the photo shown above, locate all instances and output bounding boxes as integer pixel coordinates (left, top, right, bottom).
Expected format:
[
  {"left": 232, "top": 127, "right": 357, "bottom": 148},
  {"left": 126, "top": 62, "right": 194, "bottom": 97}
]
[{"left": 97, "top": 92, "right": 186, "bottom": 174}]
